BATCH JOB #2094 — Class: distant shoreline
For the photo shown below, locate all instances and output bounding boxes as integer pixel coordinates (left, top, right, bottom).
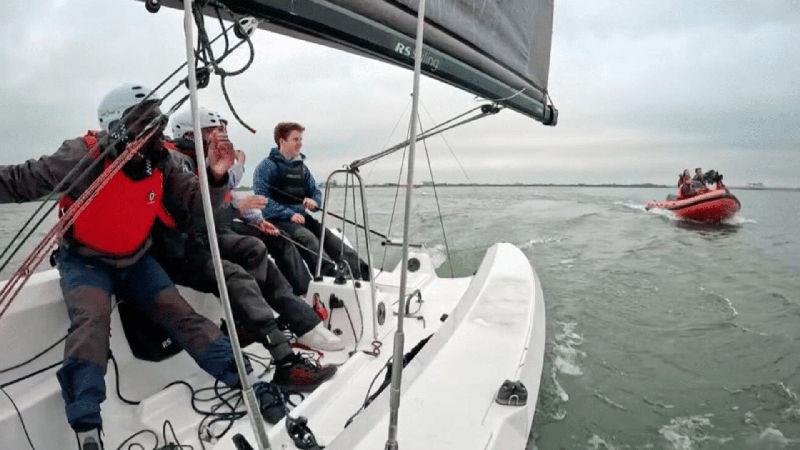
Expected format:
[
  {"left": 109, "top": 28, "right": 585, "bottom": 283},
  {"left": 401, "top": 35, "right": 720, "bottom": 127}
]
[{"left": 237, "top": 184, "right": 799, "bottom": 191}]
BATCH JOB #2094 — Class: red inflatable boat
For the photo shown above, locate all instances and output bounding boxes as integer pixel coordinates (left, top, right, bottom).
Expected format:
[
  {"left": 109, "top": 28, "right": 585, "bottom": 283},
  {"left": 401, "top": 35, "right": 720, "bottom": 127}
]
[{"left": 646, "top": 187, "right": 741, "bottom": 223}]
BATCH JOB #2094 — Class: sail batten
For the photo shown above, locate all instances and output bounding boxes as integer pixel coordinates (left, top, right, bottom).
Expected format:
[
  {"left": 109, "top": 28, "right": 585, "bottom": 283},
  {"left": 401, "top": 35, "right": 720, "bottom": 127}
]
[{"left": 157, "top": 0, "right": 557, "bottom": 124}]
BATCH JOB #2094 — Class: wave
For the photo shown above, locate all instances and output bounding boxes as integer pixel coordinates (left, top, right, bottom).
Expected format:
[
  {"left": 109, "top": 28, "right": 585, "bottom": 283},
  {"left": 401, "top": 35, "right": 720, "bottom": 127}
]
[
  {"left": 751, "top": 427, "right": 798, "bottom": 449},
  {"left": 658, "top": 414, "right": 733, "bottom": 449},
  {"left": 553, "top": 321, "right": 585, "bottom": 376},
  {"left": 535, "top": 321, "right": 584, "bottom": 424},
  {"left": 593, "top": 391, "right": 627, "bottom": 411},
  {"left": 613, "top": 200, "right": 647, "bottom": 212},
  {"left": 699, "top": 286, "right": 739, "bottom": 319},
  {"left": 533, "top": 368, "right": 569, "bottom": 423},
  {"left": 643, "top": 396, "right": 675, "bottom": 409},
  {"left": 423, "top": 243, "right": 447, "bottom": 269},
  {"left": 724, "top": 215, "right": 757, "bottom": 225},
  {"left": 587, "top": 434, "right": 618, "bottom": 450},
  {"left": 520, "top": 236, "right": 566, "bottom": 249}
]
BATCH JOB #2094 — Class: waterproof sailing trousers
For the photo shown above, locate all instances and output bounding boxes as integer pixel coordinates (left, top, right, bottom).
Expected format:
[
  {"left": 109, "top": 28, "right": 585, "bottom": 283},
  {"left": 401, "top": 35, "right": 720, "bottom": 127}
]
[
  {"left": 158, "top": 233, "right": 316, "bottom": 354},
  {"left": 216, "top": 231, "right": 319, "bottom": 337},
  {"left": 230, "top": 220, "right": 312, "bottom": 295},
  {"left": 275, "top": 213, "right": 370, "bottom": 280},
  {"left": 55, "top": 248, "right": 240, "bottom": 432}
]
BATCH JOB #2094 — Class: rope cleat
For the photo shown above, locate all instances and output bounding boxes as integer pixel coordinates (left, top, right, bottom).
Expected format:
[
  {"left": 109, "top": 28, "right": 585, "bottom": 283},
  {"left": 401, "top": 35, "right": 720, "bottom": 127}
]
[{"left": 495, "top": 379, "right": 528, "bottom": 406}]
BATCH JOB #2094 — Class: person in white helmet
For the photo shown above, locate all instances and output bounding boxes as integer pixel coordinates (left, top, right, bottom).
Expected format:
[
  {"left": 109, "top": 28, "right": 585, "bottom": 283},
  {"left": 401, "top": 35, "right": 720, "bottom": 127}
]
[
  {"left": 0, "top": 84, "right": 287, "bottom": 450},
  {"left": 159, "top": 107, "right": 342, "bottom": 378},
  {"left": 168, "top": 108, "right": 315, "bottom": 295}
]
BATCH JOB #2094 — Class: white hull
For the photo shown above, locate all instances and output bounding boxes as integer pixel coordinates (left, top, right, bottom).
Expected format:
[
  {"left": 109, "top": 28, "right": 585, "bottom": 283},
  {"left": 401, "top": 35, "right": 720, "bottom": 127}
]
[{"left": 0, "top": 243, "right": 544, "bottom": 449}]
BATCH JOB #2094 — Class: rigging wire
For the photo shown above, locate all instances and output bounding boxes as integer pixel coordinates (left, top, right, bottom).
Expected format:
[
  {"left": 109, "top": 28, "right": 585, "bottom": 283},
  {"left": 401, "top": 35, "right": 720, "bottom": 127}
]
[
  {"left": 339, "top": 172, "right": 351, "bottom": 264},
  {"left": 363, "top": 98, "right": 412, "bottom": 185},
  {"left": 0, "top": 125, "right": 165, "bottom": 319},
  {"left": 419, "top": 100, "right": 475, "bottom": 184},
  {"left": 349, "top": 103, "right": 492, "bottom": 169},
  {"left": 0, "top": 11, "right": 256, "bottom": 319},
  {"left": 378, "top": 130, "right": 410, "bottom": 273},
  {"left": 351, "top": 174, "right": 362, "bottom": 278},
  {"left": 0, "top": 22, "right": 242, "bottom": 279},
  {"left": 416, "top": 112, "right": 455, "bottom": 277}
]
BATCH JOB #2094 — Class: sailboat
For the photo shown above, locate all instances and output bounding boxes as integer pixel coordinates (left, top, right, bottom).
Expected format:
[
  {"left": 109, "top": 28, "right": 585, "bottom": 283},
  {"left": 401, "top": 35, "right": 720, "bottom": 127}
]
[{"left": 0, "top": 1, "right": 557, "bottom": 448}]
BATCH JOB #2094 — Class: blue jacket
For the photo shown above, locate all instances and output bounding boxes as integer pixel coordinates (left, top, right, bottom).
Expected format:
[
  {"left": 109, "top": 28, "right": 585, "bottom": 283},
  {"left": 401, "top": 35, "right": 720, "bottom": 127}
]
[{"left": 253, "top": 147, "right": 322, "bottom": 220}]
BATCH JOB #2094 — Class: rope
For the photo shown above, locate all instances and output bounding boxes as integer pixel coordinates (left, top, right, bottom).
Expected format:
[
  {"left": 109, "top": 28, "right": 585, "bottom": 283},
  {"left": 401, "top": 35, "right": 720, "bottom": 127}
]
[
  {"left": 0, "top": 333, "right": 66, "bottom": 375},
  {"left": 244, "top": 223, "right": 336, "bottom": 266},
  {"left": 0, "top": 23, "right": 239, "bottom": 277},
  {"left": 0, "top": 11, "right": 257, "bottom": 321},
  {"left": 0, "top": 387, "right": 35, "bottom": 449},
  {"left": 0, "top": 126, "right": 163, "bottom": 320},
  {"left": 193, "top": 5, "right": 258, "bottom": 133},
  {"left": 254, "top": 181, "right": 389, "bottom": 241}
]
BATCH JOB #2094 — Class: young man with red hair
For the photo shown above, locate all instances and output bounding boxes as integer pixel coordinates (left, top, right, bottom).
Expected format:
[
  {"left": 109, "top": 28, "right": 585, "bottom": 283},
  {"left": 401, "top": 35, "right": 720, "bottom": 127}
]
[{"left": 253, "top": 122, "right": 369, "bottom": 280}]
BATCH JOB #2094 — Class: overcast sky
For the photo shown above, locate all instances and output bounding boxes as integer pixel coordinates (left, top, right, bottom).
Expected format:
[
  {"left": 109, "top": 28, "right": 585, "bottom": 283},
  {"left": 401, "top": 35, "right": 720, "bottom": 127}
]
[{"left": 1, "top": 1, "right": 798, "bottom": 187}]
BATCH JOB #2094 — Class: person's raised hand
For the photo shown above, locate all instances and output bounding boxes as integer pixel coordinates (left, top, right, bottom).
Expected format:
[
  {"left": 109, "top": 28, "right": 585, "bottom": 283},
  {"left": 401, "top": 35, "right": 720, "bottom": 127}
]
[
  {"left": 237, "top": 195, "right": 267, "bottom": 212},
  {"left": 207, "top": 129, "right": 234, "bottom": 181}
]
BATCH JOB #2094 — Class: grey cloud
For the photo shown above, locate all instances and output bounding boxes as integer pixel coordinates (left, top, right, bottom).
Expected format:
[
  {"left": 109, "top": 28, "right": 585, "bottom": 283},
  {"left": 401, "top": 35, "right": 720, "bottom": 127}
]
[{"left": 1, "top": 1, "right": 798, "bottom": 188}]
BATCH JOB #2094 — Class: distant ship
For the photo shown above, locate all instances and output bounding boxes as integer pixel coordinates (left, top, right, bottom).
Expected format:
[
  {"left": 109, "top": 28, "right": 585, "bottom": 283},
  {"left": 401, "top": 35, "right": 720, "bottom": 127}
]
[{"left": 746, "top": 182, "right": 765, "bottom": 189}]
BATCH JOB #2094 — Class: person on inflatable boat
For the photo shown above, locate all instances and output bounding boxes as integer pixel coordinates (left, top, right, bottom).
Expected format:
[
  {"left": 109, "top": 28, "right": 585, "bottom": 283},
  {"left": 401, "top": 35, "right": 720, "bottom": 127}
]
[
  {"left": 0, "top": 84, "right": 287, "bottom": 450},
  {"left": 691, "top": 167, "right": 708, "bottom": 190},
  {"left": 678, "top": 169, "right": 696, "bottom": 198}
]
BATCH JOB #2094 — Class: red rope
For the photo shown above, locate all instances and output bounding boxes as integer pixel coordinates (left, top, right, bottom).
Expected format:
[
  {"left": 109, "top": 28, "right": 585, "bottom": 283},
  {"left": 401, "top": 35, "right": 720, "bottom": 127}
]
[{"left": 0, "top": 128, "right": 160, "bottom": 320}]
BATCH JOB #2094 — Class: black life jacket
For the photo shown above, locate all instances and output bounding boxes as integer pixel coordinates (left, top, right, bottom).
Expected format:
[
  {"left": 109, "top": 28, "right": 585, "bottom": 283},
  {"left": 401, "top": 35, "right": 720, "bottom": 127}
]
[{"left": 268, "top": 152, "right": 307, "bottom": 205}]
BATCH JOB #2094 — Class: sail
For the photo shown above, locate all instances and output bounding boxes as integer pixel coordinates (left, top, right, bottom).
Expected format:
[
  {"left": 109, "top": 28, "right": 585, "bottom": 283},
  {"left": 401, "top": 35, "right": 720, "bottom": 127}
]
[{"left": 160, "top": 0, "right": 558, "bottom": 125}]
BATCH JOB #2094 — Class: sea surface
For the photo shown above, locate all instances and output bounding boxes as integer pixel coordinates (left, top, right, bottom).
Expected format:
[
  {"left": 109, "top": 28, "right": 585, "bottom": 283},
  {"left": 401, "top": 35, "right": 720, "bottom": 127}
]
[{"left": 2, "top": 186, "right": 799, "bottom": 449}]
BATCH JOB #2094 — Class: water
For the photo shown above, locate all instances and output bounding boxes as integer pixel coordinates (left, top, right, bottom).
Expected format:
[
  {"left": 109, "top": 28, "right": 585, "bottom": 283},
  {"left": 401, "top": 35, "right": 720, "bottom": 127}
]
[{"left": 2, "top": 186, "right": 799, "bottom": 449}]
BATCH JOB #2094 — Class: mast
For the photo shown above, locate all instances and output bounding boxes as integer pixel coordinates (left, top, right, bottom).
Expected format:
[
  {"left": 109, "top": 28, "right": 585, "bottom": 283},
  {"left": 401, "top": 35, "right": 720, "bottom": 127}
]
[
  {"left": 181, "top": 2, "right": 271, "bottom": 449},
  {"left": 385, "top": 1, "right": 426, "bottom": 448}
]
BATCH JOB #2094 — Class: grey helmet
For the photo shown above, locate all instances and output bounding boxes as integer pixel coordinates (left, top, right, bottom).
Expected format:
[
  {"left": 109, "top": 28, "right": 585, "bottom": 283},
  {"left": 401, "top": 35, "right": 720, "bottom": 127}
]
[
  {"left": 171, "top": 106, "right": 223, "bottom": 139},
  {"left": 97, "top": 83, "right": 158, "bottom": 132}
]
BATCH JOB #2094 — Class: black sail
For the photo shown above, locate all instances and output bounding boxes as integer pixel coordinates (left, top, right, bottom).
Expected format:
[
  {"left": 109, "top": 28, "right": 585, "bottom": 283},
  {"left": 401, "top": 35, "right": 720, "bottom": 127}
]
[{"left": 161, "top": 0, "right": 557, "bottom": 125}]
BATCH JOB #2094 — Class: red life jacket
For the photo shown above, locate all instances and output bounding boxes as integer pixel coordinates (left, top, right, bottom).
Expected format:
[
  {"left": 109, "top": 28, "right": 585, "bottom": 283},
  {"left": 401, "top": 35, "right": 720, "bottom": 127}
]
[{"left": 58, "top": 131, "right": 176, "bottom": 257}]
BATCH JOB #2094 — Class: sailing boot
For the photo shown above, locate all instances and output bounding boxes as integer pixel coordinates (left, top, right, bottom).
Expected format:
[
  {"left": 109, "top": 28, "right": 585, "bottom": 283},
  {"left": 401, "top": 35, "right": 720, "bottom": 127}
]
[
  {"left": 297, "top": 322, "right": 345, "bottom": 351},
  {"left": 272, "top": 353, "right": 337, "bottom": 392},
  {"left": 253, "top": 381, "right": 287, "bottom": 424},
  {"left": 76, "top": 428, "right": 104, "bottom": 450},
  {"left": 261, "top": 322, "right": 336, "bottom": 391}
]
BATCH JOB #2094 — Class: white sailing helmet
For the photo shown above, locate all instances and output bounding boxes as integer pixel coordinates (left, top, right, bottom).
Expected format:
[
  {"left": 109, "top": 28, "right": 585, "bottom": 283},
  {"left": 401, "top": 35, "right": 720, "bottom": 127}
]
[
  {"left": 171, "top": 106, "right": 223, "bottom": 139},
  {"left": 97, "top": 83, "right": 158, "bottom": 132}
]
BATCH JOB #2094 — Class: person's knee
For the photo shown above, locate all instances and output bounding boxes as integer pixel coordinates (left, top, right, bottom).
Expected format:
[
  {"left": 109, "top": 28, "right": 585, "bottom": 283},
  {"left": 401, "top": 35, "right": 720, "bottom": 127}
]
[
  {"left": 66, "top": 286, "right": 112, "bottom": 329},
  {"left": 220, "top": 259, "right": 254, "bottom": 292},
  {"left": 294, "top": 227, "right": 320, "bottom": 248},
  {"left": 152, "top": 286, "right": 222, "bottom": 352},
  {"left": 238, "top": 237, "right": 268, "bottom": 268},
  {"left": 63, "top": 286, "right": 112, "bottom": 365}
]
